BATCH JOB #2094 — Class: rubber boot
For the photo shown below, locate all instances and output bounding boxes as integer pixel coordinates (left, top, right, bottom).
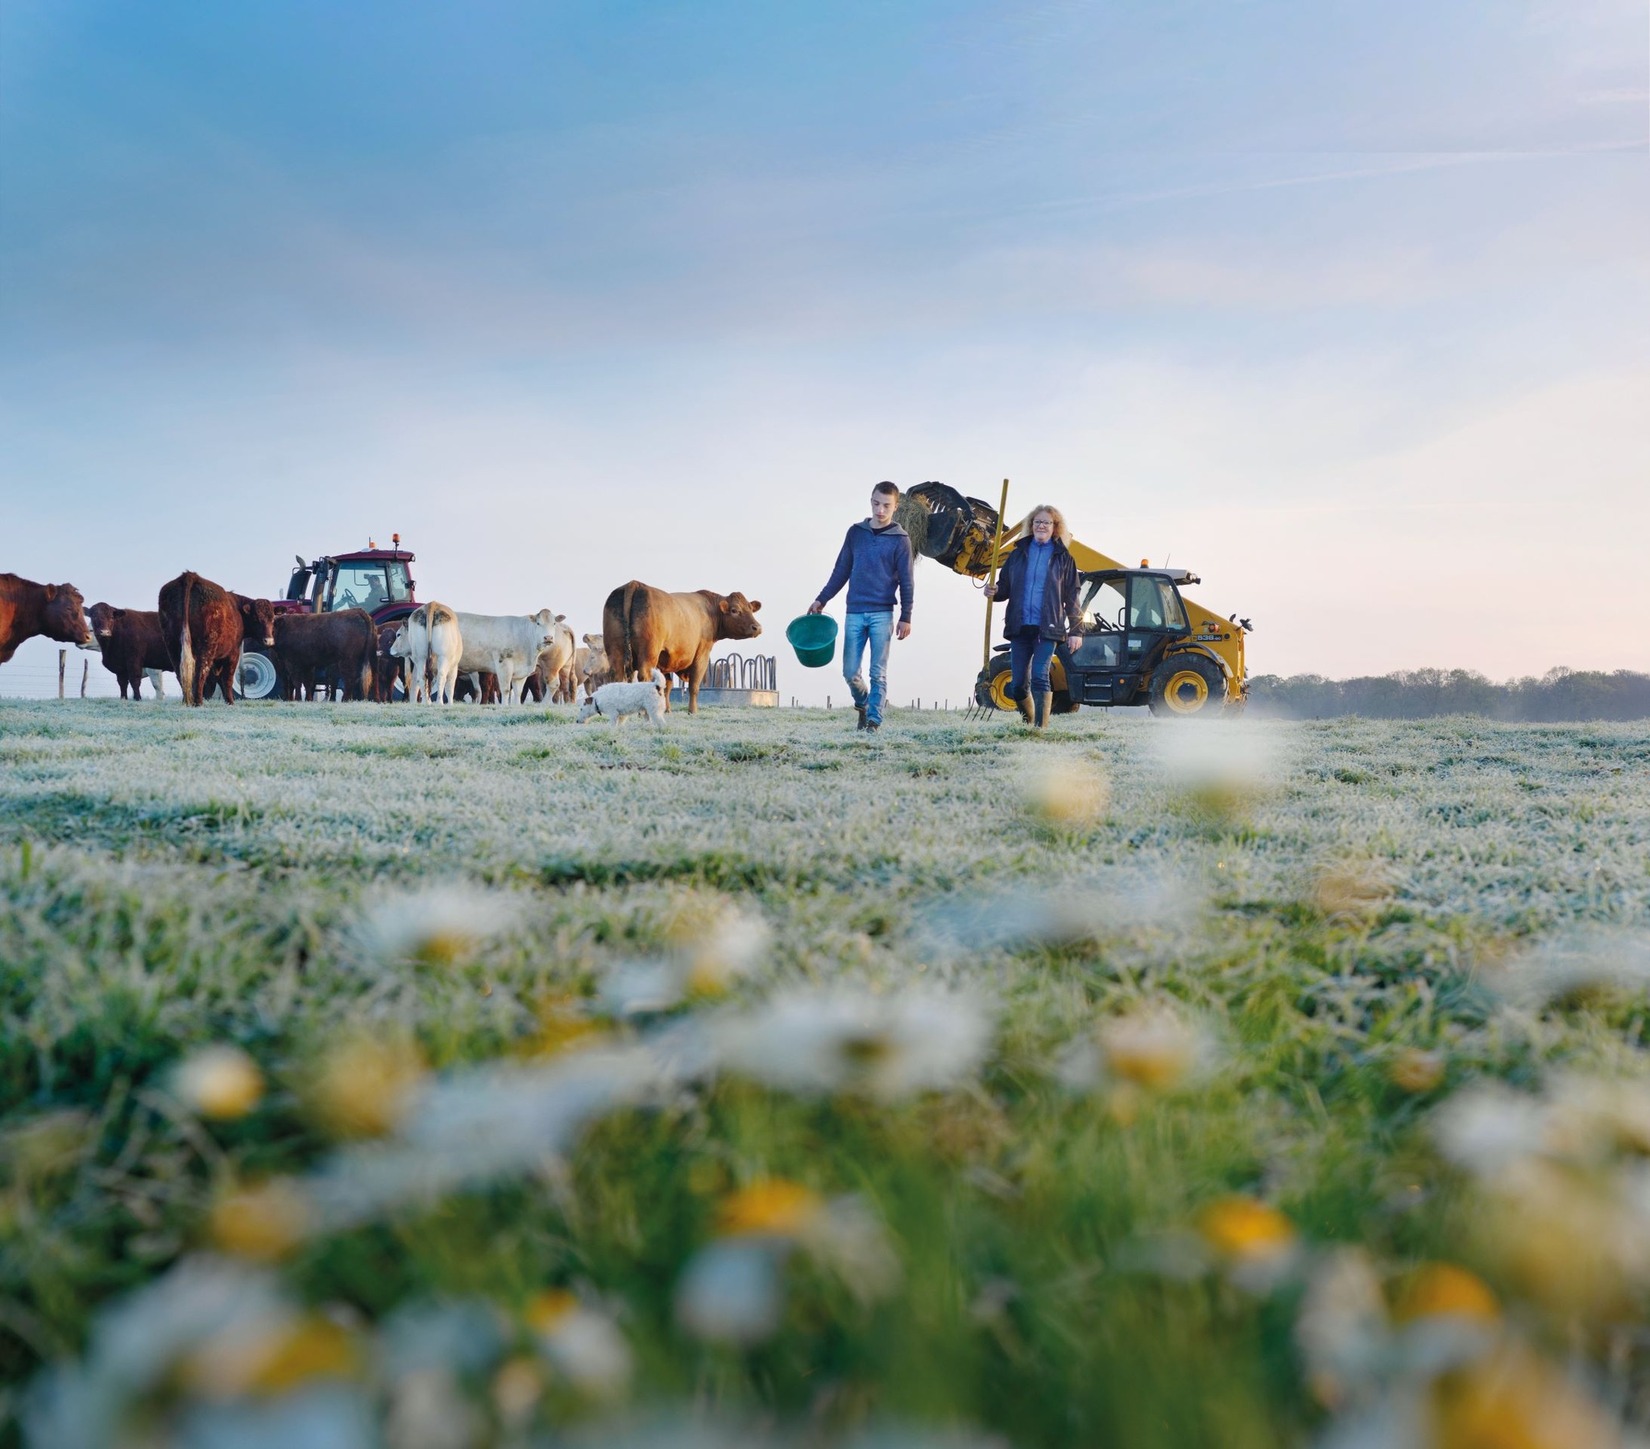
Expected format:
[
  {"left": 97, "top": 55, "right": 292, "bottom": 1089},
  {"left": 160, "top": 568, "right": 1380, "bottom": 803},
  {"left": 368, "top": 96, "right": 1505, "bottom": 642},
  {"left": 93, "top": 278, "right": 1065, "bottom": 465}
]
[
  {"left": 1032, "top": 690, "right": 1052, "bottom": 729},
  {"left": 1015, "top": 692, "right": 1033, "bottom": 725}
]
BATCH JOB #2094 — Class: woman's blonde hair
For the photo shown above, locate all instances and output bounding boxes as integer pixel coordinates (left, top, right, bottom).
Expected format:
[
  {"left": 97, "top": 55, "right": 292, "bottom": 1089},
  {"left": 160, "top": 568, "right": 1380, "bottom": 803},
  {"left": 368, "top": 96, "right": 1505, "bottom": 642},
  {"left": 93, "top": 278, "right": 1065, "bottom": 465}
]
[{"left": 1023, "top": 504, "right": 1069, "bottom": 544}]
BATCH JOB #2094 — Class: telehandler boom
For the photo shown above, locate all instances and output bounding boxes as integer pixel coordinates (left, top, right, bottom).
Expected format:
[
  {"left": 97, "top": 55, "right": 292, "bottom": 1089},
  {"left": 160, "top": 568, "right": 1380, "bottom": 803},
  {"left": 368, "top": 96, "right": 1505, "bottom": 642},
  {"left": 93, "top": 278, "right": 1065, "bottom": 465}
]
[{"left": 902, "top": 482, "right": 1251, "bottom": 717}]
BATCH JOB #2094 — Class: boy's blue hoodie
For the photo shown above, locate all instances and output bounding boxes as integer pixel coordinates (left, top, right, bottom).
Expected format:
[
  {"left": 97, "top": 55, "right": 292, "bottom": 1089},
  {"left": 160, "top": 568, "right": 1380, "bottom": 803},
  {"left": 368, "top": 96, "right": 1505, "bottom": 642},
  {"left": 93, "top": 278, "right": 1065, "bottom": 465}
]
[{"left": 815, "top": 521, "right": 914, "bottom": 622}]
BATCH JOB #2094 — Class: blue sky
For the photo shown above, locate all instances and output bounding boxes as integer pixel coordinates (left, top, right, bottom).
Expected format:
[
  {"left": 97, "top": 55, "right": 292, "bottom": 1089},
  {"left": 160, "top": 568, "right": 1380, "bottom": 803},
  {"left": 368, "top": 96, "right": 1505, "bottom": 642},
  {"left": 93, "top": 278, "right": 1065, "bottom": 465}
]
[{"left": 3, "top": 1, "right": 1646, "bottom": 700}]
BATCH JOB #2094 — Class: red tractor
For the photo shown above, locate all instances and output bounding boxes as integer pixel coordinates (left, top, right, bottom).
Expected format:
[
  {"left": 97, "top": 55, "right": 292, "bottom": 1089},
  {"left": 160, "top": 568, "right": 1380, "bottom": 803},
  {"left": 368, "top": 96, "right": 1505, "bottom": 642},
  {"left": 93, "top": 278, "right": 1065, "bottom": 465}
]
[{"left": 237, "top": 535, "right": 418, "bottom": 699}]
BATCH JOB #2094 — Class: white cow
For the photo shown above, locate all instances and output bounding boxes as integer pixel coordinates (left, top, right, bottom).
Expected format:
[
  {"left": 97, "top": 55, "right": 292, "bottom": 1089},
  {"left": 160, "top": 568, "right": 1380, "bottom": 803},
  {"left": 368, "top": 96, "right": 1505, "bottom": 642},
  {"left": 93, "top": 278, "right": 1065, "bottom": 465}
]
[
  {"left": 453, "top": 609, "right": 559, "bottom": 704},
  {"left": 392, "top": 601, "right": 463, "bottom": 704}
]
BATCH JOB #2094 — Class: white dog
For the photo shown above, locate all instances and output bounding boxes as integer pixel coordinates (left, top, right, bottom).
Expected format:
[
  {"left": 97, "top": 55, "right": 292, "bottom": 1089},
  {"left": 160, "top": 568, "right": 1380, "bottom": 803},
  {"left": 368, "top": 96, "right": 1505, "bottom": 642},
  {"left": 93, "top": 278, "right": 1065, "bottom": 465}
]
[{"left": 577, "top": 670, "right": 668, "bottom": 727}]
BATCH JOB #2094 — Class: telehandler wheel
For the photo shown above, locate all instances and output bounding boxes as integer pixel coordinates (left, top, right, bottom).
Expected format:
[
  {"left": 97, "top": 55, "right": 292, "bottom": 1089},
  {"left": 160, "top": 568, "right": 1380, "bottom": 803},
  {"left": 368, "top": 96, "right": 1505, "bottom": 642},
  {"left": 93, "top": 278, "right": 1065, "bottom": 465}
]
[
  {"left": 1148, "top": 654, "right": 1226, "bottom": 717},
  {"left": 977, "top": 661, "right": 1075, "bottom": 714}
]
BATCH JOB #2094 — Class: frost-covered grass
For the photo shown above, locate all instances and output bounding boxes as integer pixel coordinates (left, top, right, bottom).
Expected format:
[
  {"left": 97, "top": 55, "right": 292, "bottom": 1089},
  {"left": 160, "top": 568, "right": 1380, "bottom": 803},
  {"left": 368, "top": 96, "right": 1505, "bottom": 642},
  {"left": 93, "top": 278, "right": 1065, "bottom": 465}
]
[{"left": 2, "top": 700, "right": 1648, "bottom": 1447}]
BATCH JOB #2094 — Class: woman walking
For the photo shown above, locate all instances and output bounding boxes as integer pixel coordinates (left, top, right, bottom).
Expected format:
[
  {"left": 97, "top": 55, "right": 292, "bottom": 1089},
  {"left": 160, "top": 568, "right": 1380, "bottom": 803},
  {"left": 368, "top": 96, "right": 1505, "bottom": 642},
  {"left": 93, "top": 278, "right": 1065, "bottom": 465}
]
[{"left": 983, "top": 504, "right": 1083, "bottom": 728}]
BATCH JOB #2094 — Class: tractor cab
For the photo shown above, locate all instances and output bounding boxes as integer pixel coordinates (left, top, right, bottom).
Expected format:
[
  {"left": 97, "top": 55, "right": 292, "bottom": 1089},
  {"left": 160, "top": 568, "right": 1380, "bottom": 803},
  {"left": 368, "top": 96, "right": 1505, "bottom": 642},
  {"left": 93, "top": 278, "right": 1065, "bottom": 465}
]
[
  {"left": 976, "top": 566, "right": 1236, "bottom": 717},
  {"left": 280, "top": 539, "right": 417, "bottom": 628}
]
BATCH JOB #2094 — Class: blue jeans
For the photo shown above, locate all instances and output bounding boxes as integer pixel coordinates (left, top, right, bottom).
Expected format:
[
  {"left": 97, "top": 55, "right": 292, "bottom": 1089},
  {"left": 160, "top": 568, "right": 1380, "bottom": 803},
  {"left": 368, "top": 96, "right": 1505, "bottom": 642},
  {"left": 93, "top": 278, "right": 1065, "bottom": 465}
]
[
  {"left": 843, "top": 610, "right": 893, "bottom": 724},
  {"left": 1008, "top": 626, "right": 1057, "bottom": 699}
]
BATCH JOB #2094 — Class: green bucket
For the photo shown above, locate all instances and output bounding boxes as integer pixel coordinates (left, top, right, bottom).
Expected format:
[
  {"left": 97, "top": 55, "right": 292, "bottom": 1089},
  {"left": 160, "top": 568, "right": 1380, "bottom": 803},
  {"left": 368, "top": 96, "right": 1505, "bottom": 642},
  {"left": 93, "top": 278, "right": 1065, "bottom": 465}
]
[{"left": 786, "top": 613, "right": 838, "bottom": 669}]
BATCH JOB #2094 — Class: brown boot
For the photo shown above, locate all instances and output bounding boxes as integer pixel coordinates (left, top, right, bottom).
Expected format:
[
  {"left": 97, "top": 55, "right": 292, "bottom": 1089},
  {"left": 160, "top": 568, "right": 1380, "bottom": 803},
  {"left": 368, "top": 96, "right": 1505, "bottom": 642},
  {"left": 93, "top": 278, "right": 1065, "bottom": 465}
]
[
  {"left": 1032, "top": 690, "right": 1052, "bottom": 729},
  {"left": 1015, "top": 692, "right": 1033, "bottom": 724}
]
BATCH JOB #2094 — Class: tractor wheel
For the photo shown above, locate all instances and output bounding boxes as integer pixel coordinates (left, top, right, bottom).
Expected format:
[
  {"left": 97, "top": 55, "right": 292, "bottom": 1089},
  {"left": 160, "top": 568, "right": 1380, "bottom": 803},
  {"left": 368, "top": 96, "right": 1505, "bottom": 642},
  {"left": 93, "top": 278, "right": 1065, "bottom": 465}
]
[
  {"left": 1148, "top": 654, "right": 1226, "bottom": 718},
  {"left": 236, "top": 650, "right": 280, "bottom": 701}
]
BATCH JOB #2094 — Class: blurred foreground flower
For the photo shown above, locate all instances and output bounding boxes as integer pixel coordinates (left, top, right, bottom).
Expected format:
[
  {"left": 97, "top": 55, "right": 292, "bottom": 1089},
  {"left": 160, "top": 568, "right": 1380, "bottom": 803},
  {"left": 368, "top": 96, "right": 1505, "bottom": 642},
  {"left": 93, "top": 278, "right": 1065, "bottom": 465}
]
[
  {"left": 1021, "top": 755, "right": 1110, "bottom": 829},
  {"left": 911, "top": 870, "right": 1203, "bottom": 957},
  {"left": 1150, "top": 719, "right": 1278, "bottom": 825},
  {"left": 1197, "top": 1195, "right": 1300, "bottom": 1290},
  {"left": 1056, "top": 1002, "right": 1221, "bottom": 1120},
  {"left": 525, "top": 1290, "right": 633, "bottom": 1398},
  {"left": 21, "top": 1257, "right": 354, "bottom": 1448},
  {"left": 178, "top": 1311, "right": 360, "bottom": 1399},
  {"left": 210, "top": 1179, "right": 313, "bottom": 1261},
  {"left": 361, "top": 883, "right": 522, "bottom": 966},
  {"left": 173, "top": 1044, "right": 264, "bottom": 1119},
  {"left": 1489, "top": 928, "right": 1650, "bottom": 1011},
  {"left": 1433, "top": 1075, "right": 1650, "bottom": 1313},
  {"left": 601, "top": 900, "right": 770, "bottom": 1015},
  {"left": 310, "top": 1034, "right": 428, "bottom": 1138},
  {"left": 1315, "top": 1340, "right": 1633, "bottom": 1449},
  {"left": 676, "top": 1178, "right": 899, "bottom": 1345},
  {"left": 662, "top": 896, "right": 771, "bottom": 996},
  {"left": 713, "top": 988, "right": 992, "bottom": 1101}
]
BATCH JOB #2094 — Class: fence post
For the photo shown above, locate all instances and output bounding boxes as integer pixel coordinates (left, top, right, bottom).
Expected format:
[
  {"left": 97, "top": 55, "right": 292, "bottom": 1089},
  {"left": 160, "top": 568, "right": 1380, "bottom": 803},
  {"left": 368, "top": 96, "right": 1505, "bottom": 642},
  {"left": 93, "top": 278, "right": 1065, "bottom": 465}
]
[
  {"left": 80, "top": 659, "right": 89, "bottom": 697},
  {"left": 58, "top": 649, "right": 65, "bottom": 698}
]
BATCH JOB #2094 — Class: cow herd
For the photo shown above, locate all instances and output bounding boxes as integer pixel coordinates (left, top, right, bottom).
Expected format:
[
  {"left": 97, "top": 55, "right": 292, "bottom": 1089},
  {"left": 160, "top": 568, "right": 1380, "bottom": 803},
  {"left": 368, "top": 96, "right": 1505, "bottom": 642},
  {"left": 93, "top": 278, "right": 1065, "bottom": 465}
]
[{"left": 1, "top": 569, "right": 764, "bottom": 716}]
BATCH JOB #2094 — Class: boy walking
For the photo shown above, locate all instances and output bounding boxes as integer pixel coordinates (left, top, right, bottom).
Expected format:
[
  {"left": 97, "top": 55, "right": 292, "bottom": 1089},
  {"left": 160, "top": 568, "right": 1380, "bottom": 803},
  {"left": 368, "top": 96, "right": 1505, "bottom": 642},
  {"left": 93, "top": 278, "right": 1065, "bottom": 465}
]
[{"left": 808, "top": 481, "right": 914, "bottom": 733}]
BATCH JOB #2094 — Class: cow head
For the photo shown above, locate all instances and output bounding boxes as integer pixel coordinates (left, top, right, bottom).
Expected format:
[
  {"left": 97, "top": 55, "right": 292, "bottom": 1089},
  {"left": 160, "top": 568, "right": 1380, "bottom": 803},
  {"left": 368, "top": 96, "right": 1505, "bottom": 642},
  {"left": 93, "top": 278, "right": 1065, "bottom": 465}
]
[
  {"left": 236, "top": 595, "right": 277, "bottom": 647},
  {"left": 716, "top": 593, "right": 763, "bottom": 641},
  {"left": 389, "top": 624, "right": 412, "bottom": 660},
  {"left": 45, "top": 583, "right": 94, "bottom": 646},
  {"left": 86, "top": 601, "right": 124, "bottom": 639}
]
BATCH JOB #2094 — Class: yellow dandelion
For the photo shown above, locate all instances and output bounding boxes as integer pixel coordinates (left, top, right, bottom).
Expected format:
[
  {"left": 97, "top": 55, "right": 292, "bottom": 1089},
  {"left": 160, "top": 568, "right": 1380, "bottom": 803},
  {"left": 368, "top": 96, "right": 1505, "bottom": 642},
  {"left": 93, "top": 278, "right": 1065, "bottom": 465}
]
[
  {"left": 1390, "top": 1048, "right": 1447, "bottom": 1094},
  {"left": 1392, "top": 1263, "right": 1501, "bottom": 1325},
  {"left": 174, "top": 1045, "right": 264, "bottom": 1120},
  {"left": 310, "top": 1035, "right": 426, "bottom": 1138},
  {"left": 1197, "top": 1196, "right": 1298, "bottom": 1263},
  {"left": 209, "top": 1179, "right": 312, "bottom": 1261},
  {"left": 716, "top": 1179, "right": 825, "bottom": 1238},
  {"left": 1022, "top": 757, "right": 1111, "bottom": 829}
]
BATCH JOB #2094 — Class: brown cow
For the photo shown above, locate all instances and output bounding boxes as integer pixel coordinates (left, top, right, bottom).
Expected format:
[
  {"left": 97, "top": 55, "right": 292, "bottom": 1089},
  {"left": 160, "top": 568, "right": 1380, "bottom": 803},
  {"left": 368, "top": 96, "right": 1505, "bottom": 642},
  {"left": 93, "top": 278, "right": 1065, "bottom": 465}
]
[
  {"left": 158, "top": 572, "right": 276, "bottom": 706},
  {"left": 272, "top": 609, "right": 376, "bottom": 701},
  {"left": 0, "top": 572, "right": 93, "bottom": 664},
  {"left": 374, "top": 622, "right": 405, "bottom": 701},
  {"left": 86, "top": 602, "right": 170, "bottom": 699},
  {"left": 453, "top": 670, "right": 502, "bottom": 704},
  {"left": 601, "top": 580, "right": 762, "bottom": 714}
]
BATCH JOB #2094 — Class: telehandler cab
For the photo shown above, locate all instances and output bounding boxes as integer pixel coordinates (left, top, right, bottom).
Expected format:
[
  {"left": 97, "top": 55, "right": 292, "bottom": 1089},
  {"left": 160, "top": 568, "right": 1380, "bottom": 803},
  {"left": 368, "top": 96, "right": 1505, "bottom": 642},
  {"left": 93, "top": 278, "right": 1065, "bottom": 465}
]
[{"left": 903, "top": 482, "right": 1251, "bottom": 717}]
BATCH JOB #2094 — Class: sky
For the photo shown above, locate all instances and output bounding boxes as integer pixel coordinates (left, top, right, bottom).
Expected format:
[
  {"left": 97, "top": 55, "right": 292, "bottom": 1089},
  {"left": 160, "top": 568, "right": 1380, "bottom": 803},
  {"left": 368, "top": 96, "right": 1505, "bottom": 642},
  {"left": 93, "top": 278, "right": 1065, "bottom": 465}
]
[{"left": 2, "top": 0, "right": 1647, "bottom": 703}]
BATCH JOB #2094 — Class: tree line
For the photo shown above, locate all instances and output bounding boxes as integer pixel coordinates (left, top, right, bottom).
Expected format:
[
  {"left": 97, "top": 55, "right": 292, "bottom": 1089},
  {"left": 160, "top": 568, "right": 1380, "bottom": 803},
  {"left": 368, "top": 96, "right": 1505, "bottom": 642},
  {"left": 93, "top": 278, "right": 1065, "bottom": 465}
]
[{"left": 1246, "top": 667, "right": 1650, "bottom": 721}]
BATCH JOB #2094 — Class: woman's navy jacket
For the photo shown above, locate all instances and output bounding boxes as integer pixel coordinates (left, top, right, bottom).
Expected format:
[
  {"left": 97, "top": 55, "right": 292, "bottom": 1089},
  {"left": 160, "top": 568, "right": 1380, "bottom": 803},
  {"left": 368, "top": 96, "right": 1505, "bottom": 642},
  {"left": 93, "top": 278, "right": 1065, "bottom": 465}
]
[{"left": 994, "top": 536, "right": 1081, "bottom": 641}]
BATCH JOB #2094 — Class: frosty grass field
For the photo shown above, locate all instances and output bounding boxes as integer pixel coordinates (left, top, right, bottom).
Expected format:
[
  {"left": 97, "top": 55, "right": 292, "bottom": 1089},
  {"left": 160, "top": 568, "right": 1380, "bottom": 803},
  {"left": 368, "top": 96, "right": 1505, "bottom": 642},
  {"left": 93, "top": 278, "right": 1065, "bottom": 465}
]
[{"left": 2, "top": 698, "right": 1649, "bottom": 1447}]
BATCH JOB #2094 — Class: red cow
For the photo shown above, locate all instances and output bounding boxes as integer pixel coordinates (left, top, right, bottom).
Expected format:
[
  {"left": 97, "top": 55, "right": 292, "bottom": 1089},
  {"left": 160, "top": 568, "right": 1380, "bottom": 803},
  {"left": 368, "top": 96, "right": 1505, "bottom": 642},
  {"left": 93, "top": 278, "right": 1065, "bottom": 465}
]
[
  {"left": 157, "top": 572, "right": 276, "bottom": 706},
  {"left": 86, "top": 602, "right": 170, "bottom": 699},
  {"left": 601, "top": 580, "right": 762, "bottom": 714},
  {"left": 0, "top": 572, "right": 94, "bottom": 664}
]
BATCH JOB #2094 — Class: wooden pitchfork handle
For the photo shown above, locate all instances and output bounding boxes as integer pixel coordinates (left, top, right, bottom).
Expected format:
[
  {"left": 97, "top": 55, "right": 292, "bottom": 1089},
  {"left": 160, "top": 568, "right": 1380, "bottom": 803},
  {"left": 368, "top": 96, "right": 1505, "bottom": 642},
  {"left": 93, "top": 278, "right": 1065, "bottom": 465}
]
[{"left": 981, "top": 477, "right": 1009, "bottom": 674}]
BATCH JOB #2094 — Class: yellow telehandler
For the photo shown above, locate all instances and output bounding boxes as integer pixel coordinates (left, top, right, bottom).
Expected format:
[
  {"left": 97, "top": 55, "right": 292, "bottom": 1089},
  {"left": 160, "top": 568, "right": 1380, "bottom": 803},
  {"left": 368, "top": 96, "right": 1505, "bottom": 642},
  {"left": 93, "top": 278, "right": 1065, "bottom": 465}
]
[{"left": 903, "top": 482, "right": 1251, "bottom": 717}]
